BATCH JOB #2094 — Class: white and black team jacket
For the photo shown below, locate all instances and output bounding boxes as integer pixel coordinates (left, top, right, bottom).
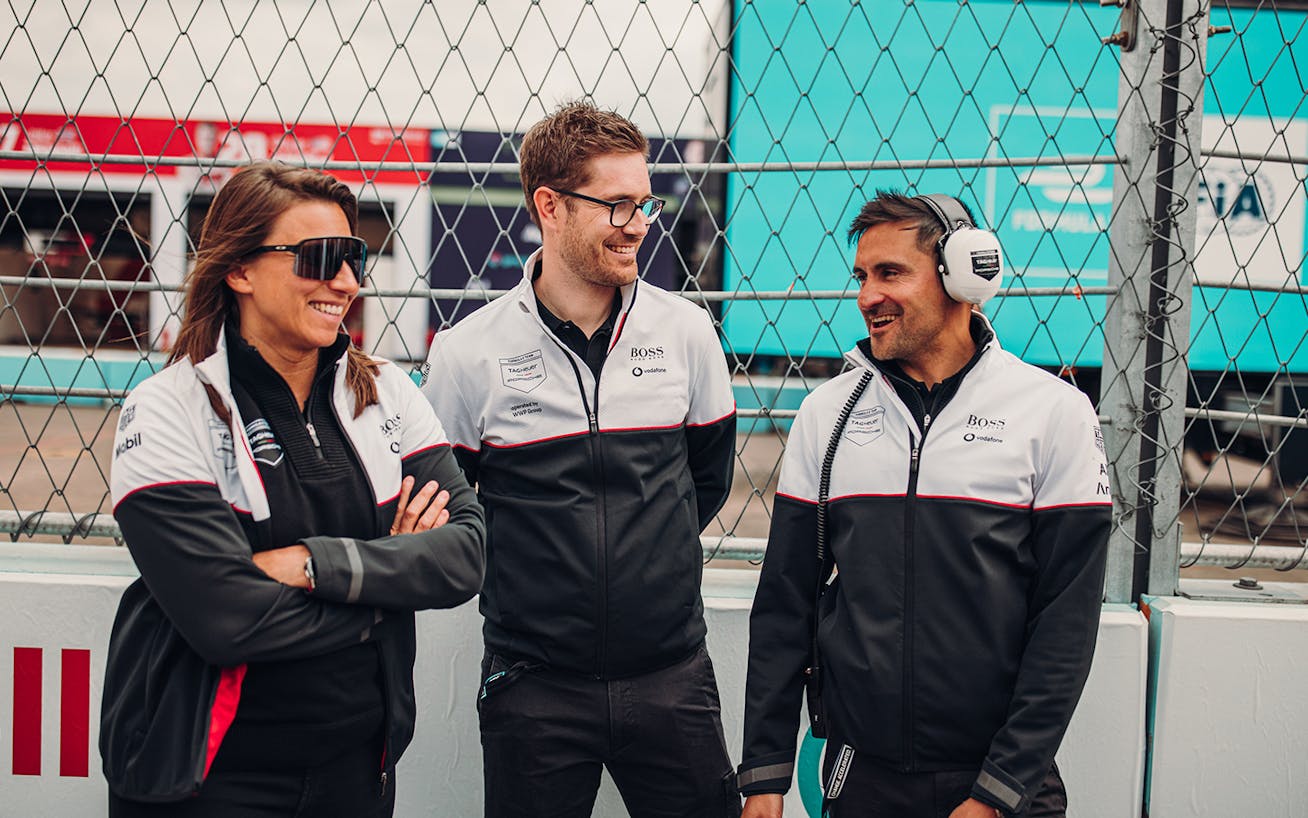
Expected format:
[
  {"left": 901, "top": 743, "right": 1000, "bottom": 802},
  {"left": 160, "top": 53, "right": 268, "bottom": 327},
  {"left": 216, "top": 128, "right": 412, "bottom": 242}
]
[
  {"left": 422, "top": 249, "right": 737, "bottom": 678},
  {"left": 739, "top": 324, "right": 1112, "bottom": 815},
  {"left": 102, "top": 329, "right": 485, "bottom": 801}
]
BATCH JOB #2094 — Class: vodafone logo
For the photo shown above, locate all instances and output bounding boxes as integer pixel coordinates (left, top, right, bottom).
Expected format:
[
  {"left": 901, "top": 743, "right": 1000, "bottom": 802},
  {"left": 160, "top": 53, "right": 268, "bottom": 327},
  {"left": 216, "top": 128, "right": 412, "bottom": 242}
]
[{"left": 7, "top": 647, "right": 91, "bottom": 778}]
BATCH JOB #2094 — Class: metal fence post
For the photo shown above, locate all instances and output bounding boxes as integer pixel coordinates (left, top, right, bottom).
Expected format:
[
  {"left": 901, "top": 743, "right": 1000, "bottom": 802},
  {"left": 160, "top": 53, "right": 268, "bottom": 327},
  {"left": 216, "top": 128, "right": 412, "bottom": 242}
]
[{"left": 1101, "top": 0, "right": 1209, "bottom": 602}]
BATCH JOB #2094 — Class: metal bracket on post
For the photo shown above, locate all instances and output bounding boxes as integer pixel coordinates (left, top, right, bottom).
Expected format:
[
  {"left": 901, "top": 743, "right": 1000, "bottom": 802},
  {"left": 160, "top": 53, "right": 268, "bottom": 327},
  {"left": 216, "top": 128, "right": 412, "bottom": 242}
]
[{"left": 1100, "top": 0, "right": 1139, "bottom": 52}]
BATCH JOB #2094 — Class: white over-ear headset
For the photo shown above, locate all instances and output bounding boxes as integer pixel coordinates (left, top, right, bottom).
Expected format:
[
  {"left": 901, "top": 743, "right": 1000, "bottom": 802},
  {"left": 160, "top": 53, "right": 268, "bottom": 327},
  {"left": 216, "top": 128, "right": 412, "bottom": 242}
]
[{"left": 914, "top": 194, "right": 1004, "bottom": 305}]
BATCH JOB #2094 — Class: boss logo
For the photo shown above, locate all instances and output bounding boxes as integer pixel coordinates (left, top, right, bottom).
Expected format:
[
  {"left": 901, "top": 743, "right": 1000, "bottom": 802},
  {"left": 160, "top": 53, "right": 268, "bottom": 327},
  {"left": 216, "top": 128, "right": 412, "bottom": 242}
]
[
  {"left": 629, "top": 346, "right": 665, "bottom": 360},
  {"left": 380, "top": 414, "right": 402, "bottom": 436},
  {"left": 966, "top": 413, "right": 1006, "bottom": 432}
]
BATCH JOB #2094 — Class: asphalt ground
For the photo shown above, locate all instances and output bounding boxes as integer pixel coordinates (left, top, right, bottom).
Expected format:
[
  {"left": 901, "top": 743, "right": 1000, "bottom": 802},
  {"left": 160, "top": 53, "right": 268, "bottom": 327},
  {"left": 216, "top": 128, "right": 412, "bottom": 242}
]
[{"left": 2, "top": 400, "right": 1301, "bottom": 583}]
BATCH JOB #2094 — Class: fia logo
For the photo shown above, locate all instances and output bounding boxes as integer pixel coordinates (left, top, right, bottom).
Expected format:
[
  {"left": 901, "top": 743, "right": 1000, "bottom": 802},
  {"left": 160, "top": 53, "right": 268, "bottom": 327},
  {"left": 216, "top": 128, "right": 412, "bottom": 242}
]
[{"left": 1197, "top": 172, "right": 1272, "bottom": 237}]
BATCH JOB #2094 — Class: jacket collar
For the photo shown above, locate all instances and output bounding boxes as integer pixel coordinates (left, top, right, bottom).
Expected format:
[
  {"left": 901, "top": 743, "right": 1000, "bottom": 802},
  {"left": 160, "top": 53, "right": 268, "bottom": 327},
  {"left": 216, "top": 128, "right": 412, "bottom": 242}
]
[
  {"left": 193, "top": 322, "right": 351, "bottom": 405},
  {"left": 515, "top": 247, "right": 640, "bottom": 354},
  {"left": 844, "top": 311, "right": 999, "bottom": 375}
]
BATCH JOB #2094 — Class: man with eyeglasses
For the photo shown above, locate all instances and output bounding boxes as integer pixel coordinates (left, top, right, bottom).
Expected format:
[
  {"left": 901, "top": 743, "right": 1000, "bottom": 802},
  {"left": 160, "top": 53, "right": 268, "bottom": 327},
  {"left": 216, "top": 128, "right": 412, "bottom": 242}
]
[{"left": 421, "top": 101, "right": 740, "bottom": 818}]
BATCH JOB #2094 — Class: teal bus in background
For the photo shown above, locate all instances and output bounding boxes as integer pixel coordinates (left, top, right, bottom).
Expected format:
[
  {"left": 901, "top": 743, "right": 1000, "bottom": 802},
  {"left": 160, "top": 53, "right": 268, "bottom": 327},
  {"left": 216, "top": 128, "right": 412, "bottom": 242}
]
[{"left": 723, "top": 0, "right": 1308, "bottom": 375}]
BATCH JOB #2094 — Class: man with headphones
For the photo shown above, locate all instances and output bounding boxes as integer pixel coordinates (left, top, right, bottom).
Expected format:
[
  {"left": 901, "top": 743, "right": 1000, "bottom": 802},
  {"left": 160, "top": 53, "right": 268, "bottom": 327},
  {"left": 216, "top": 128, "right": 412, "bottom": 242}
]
[{"left": 737, "top": 191, "right": 1112, "bottom": 817}]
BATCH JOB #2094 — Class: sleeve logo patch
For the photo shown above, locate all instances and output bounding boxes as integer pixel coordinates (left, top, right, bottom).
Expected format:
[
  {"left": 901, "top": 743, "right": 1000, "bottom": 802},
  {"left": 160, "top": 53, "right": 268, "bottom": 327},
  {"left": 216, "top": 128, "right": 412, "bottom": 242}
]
[
  {"left": 117, "top": 405, "right": 136, "bottom": 432},
  {"left": 499, "top": 349, "right": 548, "bottom": 394},
  {"left": 843, "top": 405, "right": 885, "bottom": 446}
]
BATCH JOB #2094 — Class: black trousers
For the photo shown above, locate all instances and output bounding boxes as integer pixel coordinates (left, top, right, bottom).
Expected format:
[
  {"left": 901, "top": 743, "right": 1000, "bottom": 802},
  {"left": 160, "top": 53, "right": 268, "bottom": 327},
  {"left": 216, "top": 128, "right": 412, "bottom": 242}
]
[
  {"left": 478, "top": 645, "right": 741, "bottom": 818},
  {"left": 108, "top": 739, "right": 394, "bottom": 818},
  {"left": 820, "top": 746, "right": 1067, "bottom": 818}
]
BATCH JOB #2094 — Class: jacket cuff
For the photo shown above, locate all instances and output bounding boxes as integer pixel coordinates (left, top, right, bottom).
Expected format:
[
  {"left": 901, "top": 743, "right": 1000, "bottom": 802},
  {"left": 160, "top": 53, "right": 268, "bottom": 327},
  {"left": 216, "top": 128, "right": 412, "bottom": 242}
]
[
  {"left": 301, "top": 535, "right": 365, "bottom": 603},
  {"left": 737, "top": 755, "right": 794, "bottom": 796},
  {"left": 971, "top": 760, "right": 1026, "bottom": 815}
]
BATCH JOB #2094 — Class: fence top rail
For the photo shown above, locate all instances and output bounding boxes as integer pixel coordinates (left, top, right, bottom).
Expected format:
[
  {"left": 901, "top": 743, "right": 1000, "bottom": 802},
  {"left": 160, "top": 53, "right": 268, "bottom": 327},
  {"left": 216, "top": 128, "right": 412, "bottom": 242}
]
[{"left": 0, "top": 150, "right": 1122, "bottom": 175}]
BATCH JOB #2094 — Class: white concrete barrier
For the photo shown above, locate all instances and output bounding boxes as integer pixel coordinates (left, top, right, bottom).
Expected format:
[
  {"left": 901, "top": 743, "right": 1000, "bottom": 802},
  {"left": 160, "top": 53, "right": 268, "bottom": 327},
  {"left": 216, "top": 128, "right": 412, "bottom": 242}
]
[
  {"left": 2, "top": 547, "right": 1147, "bottom": 817},
  {"left": 1145, "top": 595, "right": 1308, "bottom": 817}
]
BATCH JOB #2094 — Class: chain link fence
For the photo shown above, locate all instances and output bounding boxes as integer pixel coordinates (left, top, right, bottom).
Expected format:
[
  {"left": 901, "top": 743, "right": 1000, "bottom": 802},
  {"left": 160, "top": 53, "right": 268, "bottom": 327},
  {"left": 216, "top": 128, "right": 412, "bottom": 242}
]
[{"left": 2, "top": 0, "right": 1306, "bottom": 601}]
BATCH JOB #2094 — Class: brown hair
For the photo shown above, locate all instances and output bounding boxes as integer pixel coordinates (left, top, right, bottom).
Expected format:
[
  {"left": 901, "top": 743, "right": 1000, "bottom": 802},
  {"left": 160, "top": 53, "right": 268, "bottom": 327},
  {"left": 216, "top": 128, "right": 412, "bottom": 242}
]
[
  {"left": 518, "top": 100, "right": 649, "bottom": 225},
  {"left": 846, "top": 190, "right": 976, "bottom": 253},
  {"left": 170, "top": 161, "right": 379, "bottom": 421}
]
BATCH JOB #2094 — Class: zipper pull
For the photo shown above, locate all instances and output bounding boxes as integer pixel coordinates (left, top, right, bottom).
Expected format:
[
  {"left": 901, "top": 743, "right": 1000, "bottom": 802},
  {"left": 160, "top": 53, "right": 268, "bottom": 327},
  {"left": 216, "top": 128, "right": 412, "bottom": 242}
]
[
  {"left": 306, "top": 421, "right": 325, "bottom": 459},
  {"left": 910, "top": 435, "right": 921, "bottom": 475},
  {"left": 379, "top": 770, "right": 388, "bottom": 797},
  {"left": 588, "top": 411, "right": 598, "bottom": 434},
  {"left": 922, "top": 413, "right": 932, "bottom": 435}
]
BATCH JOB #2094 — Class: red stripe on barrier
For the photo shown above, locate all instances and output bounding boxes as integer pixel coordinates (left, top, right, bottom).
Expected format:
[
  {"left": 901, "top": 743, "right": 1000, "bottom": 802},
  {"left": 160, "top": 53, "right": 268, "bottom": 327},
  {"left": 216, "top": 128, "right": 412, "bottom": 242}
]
[
  {"left": 60, "top": 649, "right": 91, "bottom": 777},
  {"left": 13, "top": 647, "right": 42, "bottom": 776}
]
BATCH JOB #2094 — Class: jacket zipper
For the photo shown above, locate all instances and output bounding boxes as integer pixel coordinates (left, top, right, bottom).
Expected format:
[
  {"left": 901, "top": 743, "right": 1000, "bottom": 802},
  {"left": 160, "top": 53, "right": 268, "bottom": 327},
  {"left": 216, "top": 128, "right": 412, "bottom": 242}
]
[
  {"left": 895, "top": 375, "right": 935, "bottom": 773},
  {"left": 323, "top": 366, "right": 390, "bottom": 787},
  {"left": 590, "top": 373, "right": 609, "bottom": 676},
  {"left": 904, "top": 411, "right": 931, "bottom": 770},
  {"left": 373, "top": 639, "right": 391, "bottom": 797},
  {"left": 549, "top": 337, "right": 609, "bottom": 677},
  {"left": 305, "top": 420, "right": 324, "bottom": 459}
]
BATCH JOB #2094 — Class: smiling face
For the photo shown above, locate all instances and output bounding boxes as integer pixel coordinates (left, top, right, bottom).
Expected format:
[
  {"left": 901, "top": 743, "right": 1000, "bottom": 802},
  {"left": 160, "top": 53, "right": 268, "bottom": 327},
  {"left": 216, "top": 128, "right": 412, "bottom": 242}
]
[
  {"left": 225, "top": 200, "right": 360, "bottom": 362},
  {"left": 551, "top": 151, "right": 652, "bottom": 287},
  {"left": 853, "top": 220, "right": 972, "bottom": 380}
]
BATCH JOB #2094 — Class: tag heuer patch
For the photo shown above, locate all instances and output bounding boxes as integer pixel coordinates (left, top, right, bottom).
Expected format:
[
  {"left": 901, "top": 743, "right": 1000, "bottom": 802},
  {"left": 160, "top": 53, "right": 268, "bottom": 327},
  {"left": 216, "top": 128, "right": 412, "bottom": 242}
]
[
  {"left": 500, "top": 349, "right": 548, "bottom": 394},
  {"left": 843, "top": 405, "right": 885, "bottom": 446}
]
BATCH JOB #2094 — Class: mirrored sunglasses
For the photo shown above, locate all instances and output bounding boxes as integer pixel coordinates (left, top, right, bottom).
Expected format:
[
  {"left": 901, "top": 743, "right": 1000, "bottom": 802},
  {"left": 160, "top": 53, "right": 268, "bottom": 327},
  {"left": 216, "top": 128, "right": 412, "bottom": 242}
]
[{"left": 245, "top": 236, "right": 368, "bottom": 281}]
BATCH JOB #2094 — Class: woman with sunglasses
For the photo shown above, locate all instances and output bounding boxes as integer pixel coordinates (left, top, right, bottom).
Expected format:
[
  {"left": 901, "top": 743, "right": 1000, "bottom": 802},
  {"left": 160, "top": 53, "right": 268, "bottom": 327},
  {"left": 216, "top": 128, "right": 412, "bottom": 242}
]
[{"left": 101, "top": 161, "right": 485, "bottom": 818}]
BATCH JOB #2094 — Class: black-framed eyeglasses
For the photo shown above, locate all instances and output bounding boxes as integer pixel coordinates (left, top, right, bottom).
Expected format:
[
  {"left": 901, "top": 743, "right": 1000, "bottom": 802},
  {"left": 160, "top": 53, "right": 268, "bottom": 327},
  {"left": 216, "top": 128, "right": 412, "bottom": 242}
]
[
  {"left": 244, "top": 236, "right": 368, "bottom": 282},
  {"left": 554, "top": 189, "right": 665, "bottom": 228}
]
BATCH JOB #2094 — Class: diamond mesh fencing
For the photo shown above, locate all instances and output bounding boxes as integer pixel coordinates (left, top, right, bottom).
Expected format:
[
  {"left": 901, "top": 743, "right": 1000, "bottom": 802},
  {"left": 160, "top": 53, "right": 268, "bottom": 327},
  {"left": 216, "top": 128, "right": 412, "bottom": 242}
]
[{"left": 1, "top": 0, "right": 1305, "bottom": 601}]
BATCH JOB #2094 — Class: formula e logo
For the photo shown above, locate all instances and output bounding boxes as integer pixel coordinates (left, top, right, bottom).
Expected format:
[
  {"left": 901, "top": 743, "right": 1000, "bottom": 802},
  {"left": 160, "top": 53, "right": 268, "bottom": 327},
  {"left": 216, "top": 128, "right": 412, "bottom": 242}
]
[
  {"left": 500, "top": 349, "right": 547, "bottom": 394},
  {"left": 843, "top": 406, "right": 885, "bottom": 446}
]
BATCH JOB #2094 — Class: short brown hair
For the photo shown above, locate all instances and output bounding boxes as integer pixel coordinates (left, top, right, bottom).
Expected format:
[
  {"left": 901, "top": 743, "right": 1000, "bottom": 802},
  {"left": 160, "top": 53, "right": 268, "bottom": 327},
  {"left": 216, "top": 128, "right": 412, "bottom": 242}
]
[
  {"left": 170, "top": 161, "right": 379, "bottom": 420},
  {"left": 846, "top": 190, "right": 976, "bottom": 254},
  {"left": 519, "top": 100, "right": 649, "bottom": 225}
]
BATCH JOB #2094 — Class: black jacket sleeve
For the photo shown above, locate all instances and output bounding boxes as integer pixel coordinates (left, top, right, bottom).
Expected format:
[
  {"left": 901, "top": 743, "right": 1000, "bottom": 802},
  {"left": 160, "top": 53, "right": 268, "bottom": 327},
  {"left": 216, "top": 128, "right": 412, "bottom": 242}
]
[
  {"left": 685, "top": 307, "right": 737, "bottom": 530},
  {"left": 971, "top": 395, "right": 1112, "bottom": 815},
  {"left": 738, "top": 492, "right": 821, "bottom": 795},
  {"left": 971, "top": 504, "right": 1110, "bottom": 814},
  {"left": 303, "top": 441, "right": 485, "bottom": 610},
  {"left": 115, "top": 482, "right": 383, "bottom": 668},
  {"left": 685, "top": 413, "right": 736, "bottom": 530}
]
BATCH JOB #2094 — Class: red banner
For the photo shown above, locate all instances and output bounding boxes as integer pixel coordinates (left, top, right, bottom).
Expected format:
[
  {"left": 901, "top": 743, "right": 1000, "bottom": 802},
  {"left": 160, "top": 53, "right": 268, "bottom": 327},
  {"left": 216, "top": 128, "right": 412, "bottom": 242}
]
[{"left": 0, "top": 113, "right": 431, "bottom": 184}]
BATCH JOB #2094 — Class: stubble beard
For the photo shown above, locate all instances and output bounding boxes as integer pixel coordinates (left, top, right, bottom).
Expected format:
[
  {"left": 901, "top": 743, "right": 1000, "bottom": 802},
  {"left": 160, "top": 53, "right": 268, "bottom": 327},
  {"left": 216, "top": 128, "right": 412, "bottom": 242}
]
[{"left": 557, "top": 224, "right": 640, "bottom": 288}]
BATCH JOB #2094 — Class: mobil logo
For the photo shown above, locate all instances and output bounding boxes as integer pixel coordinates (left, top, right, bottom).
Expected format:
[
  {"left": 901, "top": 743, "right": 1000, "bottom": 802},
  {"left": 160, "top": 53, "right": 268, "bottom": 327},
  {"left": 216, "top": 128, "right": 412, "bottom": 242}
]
[{"left": 4, "top": 646, "right": 92, "bottom": 778}]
